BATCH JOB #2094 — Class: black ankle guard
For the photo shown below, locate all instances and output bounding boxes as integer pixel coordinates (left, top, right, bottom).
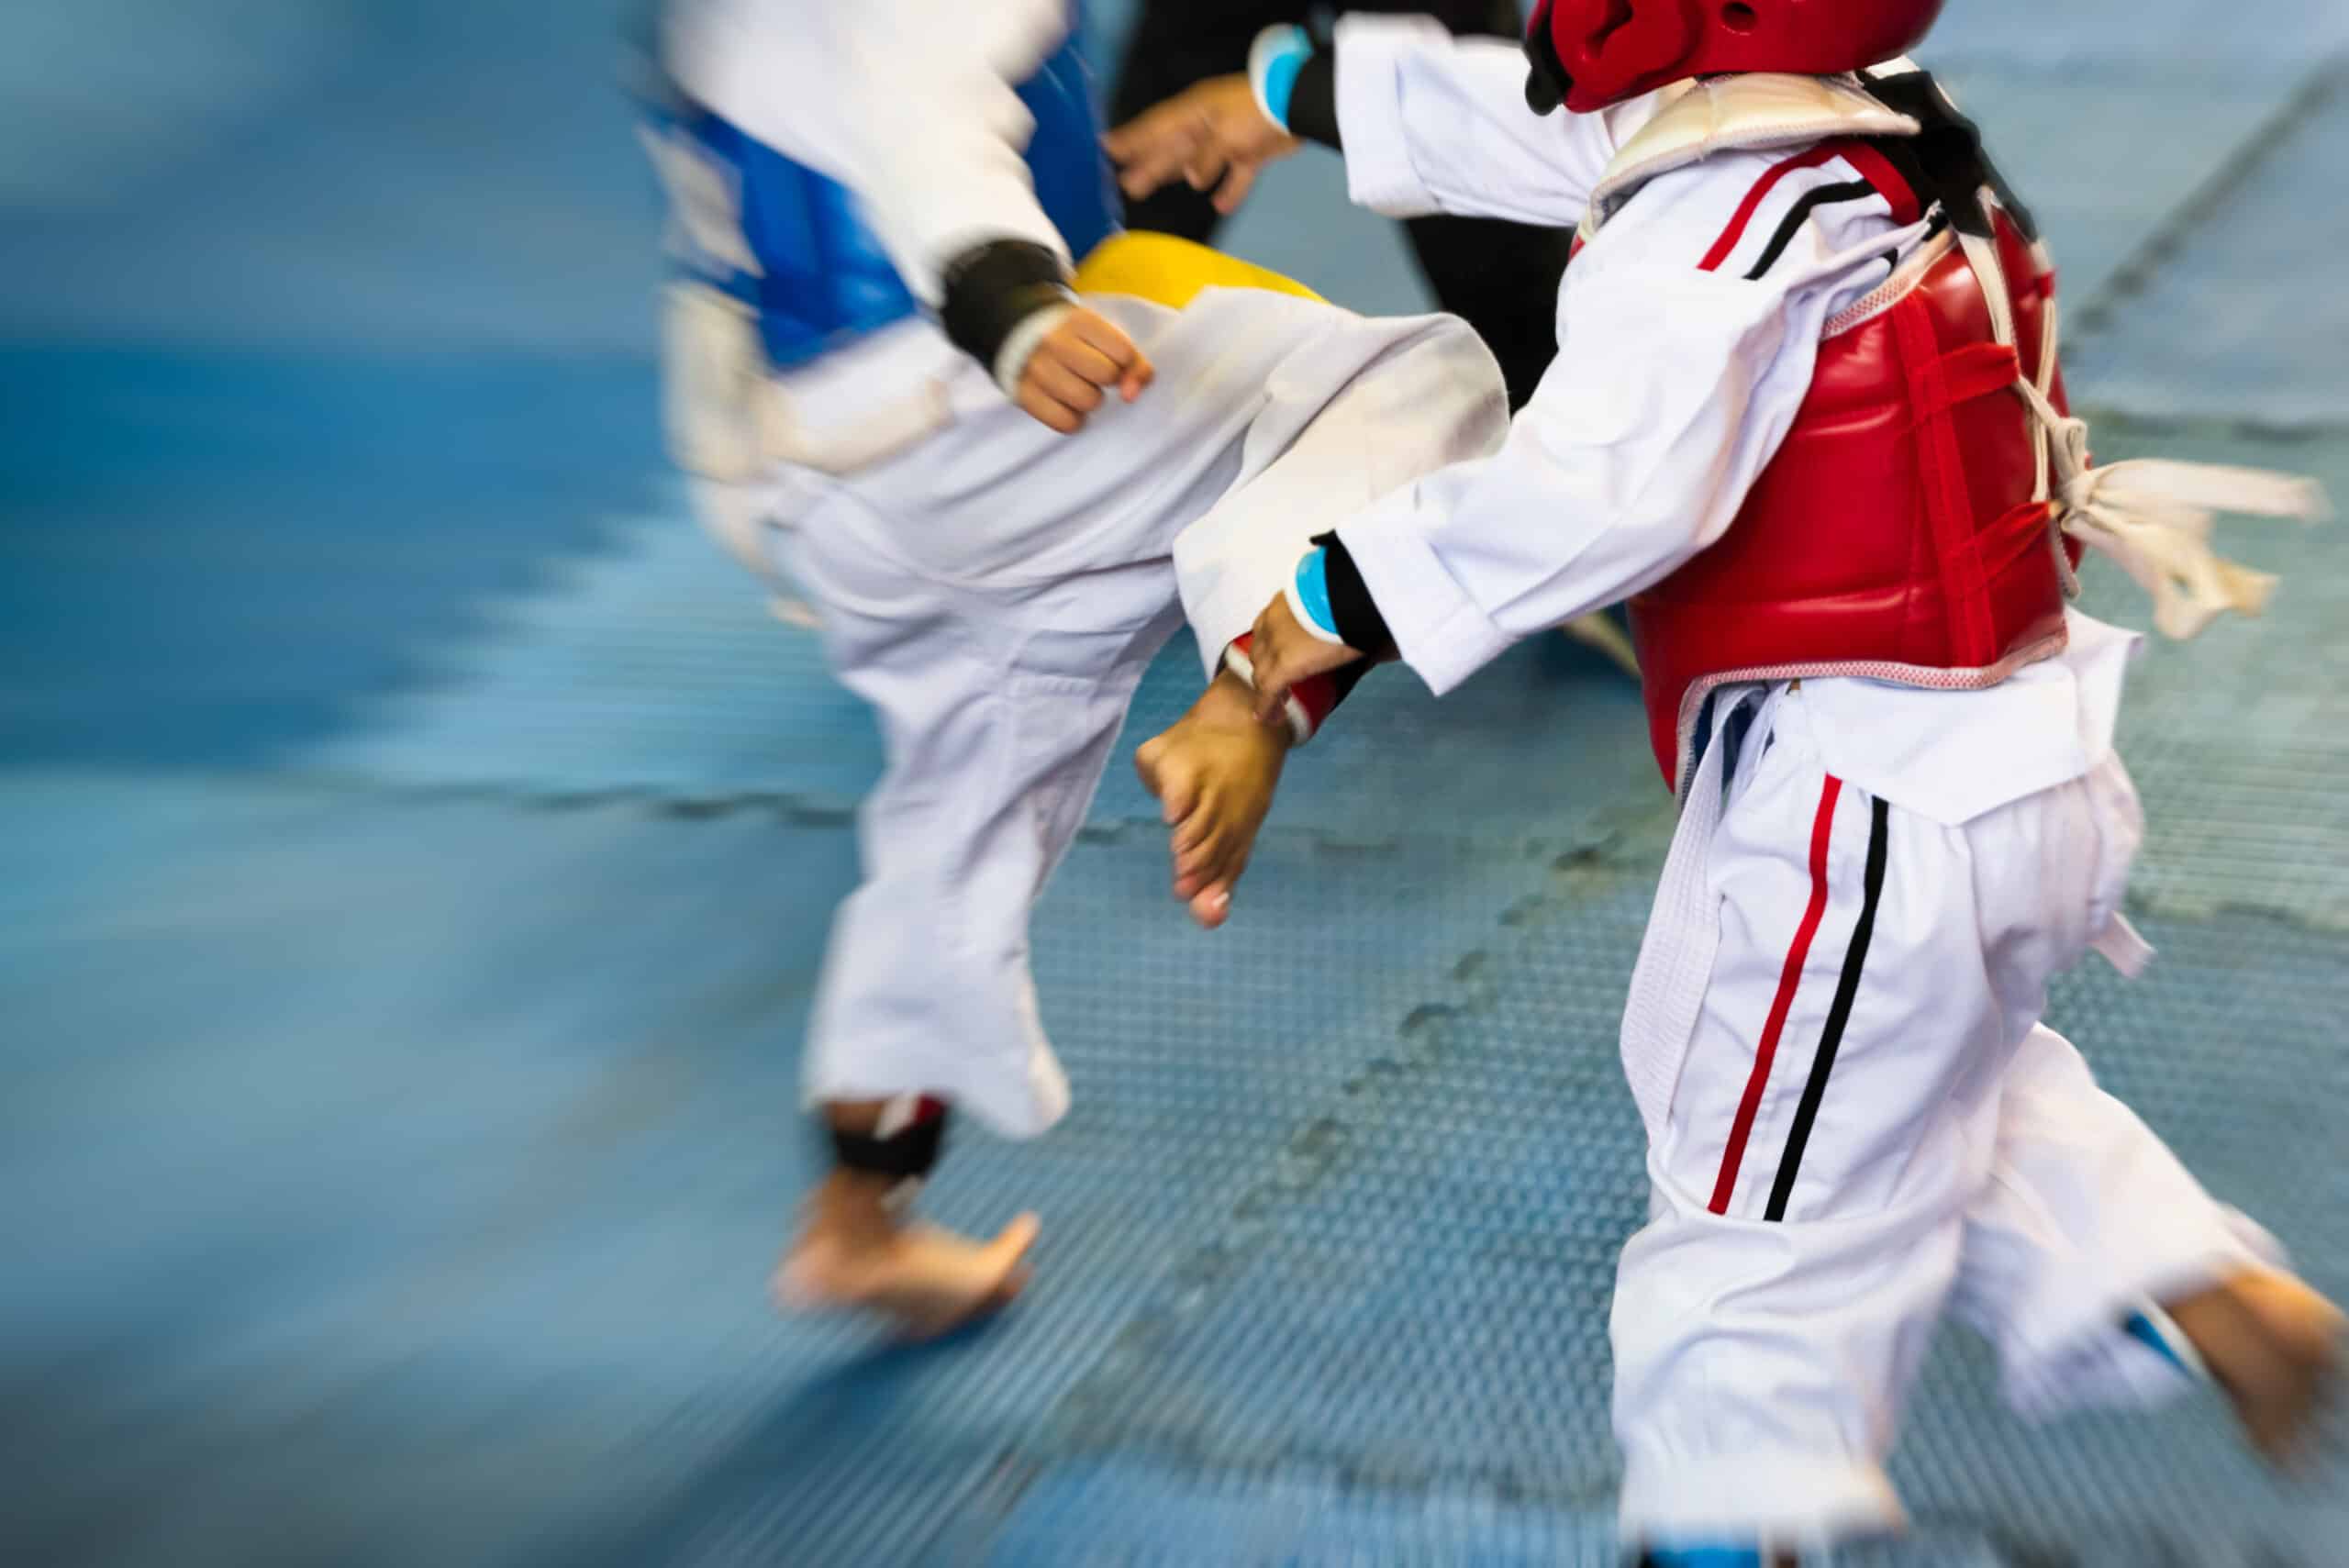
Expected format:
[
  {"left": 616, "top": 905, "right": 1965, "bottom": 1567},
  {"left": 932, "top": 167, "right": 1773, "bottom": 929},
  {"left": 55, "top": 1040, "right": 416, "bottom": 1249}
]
[{"left": 829, "top": 1102, "right": 950, "bottom": 1184}]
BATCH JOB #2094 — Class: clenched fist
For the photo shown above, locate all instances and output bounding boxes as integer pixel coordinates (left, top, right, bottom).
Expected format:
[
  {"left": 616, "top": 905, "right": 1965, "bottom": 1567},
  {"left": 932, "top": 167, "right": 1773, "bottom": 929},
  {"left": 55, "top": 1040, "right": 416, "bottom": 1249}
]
[{"left": 1017, "top": 306, "right": 1154, "bottom": 434}]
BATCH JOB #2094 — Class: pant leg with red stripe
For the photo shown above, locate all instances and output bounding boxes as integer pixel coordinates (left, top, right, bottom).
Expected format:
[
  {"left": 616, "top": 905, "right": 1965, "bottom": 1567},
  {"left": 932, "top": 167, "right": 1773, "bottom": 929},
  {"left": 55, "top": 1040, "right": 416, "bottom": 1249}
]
[{"left": 1609, "top": 684, "right": 2278, "bottom": 1555}]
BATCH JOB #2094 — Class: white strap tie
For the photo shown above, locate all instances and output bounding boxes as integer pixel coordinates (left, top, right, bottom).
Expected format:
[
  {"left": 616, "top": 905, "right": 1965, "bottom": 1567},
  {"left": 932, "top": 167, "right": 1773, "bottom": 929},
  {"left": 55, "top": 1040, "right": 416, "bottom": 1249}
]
[
  {"left": 2054, "top": 451, "right": 2325, "bottom": 639},
  {"left": 1958, "top": 216, "right": 2328, "bottom": 643}
]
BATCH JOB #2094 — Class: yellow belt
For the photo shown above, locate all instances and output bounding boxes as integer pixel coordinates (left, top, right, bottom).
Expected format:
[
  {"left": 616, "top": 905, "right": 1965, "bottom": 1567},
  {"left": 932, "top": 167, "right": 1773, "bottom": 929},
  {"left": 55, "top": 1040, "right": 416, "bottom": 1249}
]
[{"left": 1071, "top": 229, "right": 1323, "bottom": 308}]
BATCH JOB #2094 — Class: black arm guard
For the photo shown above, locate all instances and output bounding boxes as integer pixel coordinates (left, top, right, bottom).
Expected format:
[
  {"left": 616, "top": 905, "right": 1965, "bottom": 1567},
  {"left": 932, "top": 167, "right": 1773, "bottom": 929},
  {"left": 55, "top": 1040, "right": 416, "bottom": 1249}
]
[
  {"left": 1288, "top": 53, "right": 1341, "bottom": 150},
  {"left": 1314, "top": 532, "right": 1397, "bottom": 661},
  {"left": 939, "top": 238, "right": 1074, "bottom": 380}
]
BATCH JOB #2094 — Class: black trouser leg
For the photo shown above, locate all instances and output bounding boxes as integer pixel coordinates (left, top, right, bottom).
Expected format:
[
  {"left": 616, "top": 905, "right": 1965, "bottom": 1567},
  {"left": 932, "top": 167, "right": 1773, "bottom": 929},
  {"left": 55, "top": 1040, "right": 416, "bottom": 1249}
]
[
  {"left": 1399, "top": 210, "right": 1570, "bottom": 411},
  {"left": 1108, "top": 4, "right": 1269, "bottom": 241}
]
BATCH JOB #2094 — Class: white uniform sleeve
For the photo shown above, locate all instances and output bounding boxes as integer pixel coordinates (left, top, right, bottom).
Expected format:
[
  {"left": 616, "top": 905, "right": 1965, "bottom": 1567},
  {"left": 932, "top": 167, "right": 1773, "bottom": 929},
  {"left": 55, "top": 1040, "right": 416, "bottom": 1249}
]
[
  {"left": 663, "top": 0, "right": 1072, "bottom": 302},
  {"left": 1335, "top": 150, "right": 1927, "bottom": 696},
  {"left": 1330, "top": 15, "right": 1636, "bottom": 228}
]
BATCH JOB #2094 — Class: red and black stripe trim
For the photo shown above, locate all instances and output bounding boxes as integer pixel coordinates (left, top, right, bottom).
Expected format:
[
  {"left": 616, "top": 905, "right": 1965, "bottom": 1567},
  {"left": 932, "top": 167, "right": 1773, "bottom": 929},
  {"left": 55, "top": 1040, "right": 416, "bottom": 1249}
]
[
  {"left": 1697, "top": 145, "right": 1844, "bottom": 272},
  {"left": 1739, "top": 179, "right": 1880, "bottom": 280},
  {"left": 1709, "top": 774, "right": 1843, "bottom": 1214},
  {"left": 1763, "top": 795, "right": 1889, "bottom": 1221},
  {"left": 1698, "top": 139, "right": 1919, "bottom": 282}
]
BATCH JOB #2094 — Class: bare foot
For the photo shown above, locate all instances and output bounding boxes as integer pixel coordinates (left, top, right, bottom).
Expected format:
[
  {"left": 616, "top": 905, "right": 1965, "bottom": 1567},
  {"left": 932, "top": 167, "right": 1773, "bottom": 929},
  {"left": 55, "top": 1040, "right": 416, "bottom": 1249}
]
[
  {"left": 1133, "top": 671, "right": 1292, "bottom": 929},
  {"left": 2164, "top": 1268, "right": 2343, "bottom": 1463},
  {"left": 774, "top": 1172, "right": 1040, "bottom": 1340}
]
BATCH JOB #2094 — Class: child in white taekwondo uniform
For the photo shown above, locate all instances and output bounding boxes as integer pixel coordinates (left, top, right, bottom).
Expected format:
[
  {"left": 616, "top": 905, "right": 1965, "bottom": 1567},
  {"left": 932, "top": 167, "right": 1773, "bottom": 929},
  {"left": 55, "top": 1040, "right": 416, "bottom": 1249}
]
[
  {"left": 1108, "top": 3, "right": 2340, "bottom": 1562},
  {"left": 633, "top": 0, "right": 1509, "bottom": 1338}
]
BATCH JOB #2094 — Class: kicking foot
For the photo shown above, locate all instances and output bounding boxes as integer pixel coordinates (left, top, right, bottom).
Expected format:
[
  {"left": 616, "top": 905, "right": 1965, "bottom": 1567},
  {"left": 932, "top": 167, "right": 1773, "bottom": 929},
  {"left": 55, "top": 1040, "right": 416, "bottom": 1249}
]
[
  {"left": 1133, "top": 671, "right": 1291, "bottom": 929},
  {"left": 2164, "top": 1268, "right": 2343, "bottom": 1463},
  {"left": 775, "top": 1180, "right": 1040, "bottom": 1340}
]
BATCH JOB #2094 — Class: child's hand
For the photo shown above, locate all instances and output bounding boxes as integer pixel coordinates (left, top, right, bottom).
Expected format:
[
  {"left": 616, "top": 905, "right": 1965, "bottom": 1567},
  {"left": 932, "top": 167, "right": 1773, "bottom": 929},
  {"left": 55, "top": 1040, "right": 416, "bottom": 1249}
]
[
  {"left": 1246, "top": 594, "right": 1363, "bottom": 724},
  {"left": 1017, "top": 306, "right": 1153, "bottom": 434},
  {"left": 1103, "top": 76, "right": 1303, "bottom": 217}
]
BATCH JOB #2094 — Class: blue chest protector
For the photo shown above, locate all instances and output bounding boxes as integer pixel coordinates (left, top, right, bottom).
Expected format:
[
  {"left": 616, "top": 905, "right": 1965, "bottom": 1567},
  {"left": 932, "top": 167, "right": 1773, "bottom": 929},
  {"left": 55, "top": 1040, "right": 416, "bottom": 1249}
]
[{"left": 648, "top": 26, "right": 1119, "bottom": 373}]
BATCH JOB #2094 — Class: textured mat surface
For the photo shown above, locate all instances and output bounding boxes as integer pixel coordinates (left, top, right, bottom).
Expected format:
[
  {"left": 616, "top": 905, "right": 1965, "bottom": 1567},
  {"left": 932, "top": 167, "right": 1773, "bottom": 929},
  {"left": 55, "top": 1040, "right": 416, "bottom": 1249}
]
[
  {"left": 8, "top": 775, "right": 2341, "bottom": 1568},
  {"left": 974, "top": 874, "right": 2349, "bottom": 1563},
  {"left": 0, "top": 0, "right": 662, "bottom": 354},
  {"left": 2066, "top": 68, "right": 2349, "bottom": 426},
  {"left": 1907, "top": 61, "right": 2293, "bottom": 323},
  {"left": 2066, "top": 424, "right": 2349, "bottom": 929},
  {"left": 1, "top": 775, "right": 1567, "bottom": 1568},
  {"left": 0, "top": 345, "right": 664, "bottom": 770}
]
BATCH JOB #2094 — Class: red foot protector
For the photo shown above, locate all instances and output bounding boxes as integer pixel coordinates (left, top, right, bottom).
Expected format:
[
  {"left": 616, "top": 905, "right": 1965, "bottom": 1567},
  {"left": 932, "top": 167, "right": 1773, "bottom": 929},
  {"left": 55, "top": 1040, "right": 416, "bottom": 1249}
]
[{"left": 1222, "top": 632, "right": 1338, "bottom": 743}]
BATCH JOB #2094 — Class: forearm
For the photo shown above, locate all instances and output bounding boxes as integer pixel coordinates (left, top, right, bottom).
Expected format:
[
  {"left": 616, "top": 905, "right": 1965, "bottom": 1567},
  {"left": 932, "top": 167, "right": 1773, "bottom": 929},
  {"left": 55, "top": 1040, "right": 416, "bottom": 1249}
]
[
  {"left": 1322, "top": 260, "right": 1827, "bottom": 693},
  {"left": 1320, "top": 15, "right": 1619, "bottom": 226}
]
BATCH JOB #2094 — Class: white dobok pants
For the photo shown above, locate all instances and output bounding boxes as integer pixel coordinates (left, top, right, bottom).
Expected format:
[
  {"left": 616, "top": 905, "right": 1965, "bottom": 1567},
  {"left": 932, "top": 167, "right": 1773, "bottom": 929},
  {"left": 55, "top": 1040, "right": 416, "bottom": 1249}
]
[
  {"left": 1611, "top": 681, "right": 2279, "bottom": 1550},
  {"left": 698, "top": 282, "right": 1506, "bottom": 1140}
]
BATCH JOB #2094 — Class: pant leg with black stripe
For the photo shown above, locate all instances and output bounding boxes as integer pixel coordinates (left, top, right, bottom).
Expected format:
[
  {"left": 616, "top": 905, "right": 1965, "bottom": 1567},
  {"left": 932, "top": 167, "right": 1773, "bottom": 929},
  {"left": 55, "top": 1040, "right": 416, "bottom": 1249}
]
[{"left": 1609, "top": 684, "right": 2278, "bottom": 1553}]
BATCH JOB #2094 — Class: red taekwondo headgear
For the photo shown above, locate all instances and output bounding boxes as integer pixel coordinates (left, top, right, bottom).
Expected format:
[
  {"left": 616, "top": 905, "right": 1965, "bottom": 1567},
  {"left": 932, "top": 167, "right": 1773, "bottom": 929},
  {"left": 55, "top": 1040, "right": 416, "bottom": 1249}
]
[{"left": 1523, "top": 0, "right": 1947, "bottom": 114}]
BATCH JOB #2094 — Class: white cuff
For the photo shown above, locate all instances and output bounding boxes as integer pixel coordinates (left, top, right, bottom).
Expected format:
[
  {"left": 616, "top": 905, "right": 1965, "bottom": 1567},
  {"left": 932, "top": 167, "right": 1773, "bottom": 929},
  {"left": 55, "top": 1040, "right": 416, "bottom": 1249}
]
[
  {"left": 1619, "top": 1452, "right": 1904, "bottom": 1553},
  {"left": 1337, "top": 513, "right": 1511, "bottom": 696},
  {"left": 1332, "top": 16, "right": 1451, "bottom": 217},
  {"left": 990, "top": 295, "right": 1076, "bottom": 400}
]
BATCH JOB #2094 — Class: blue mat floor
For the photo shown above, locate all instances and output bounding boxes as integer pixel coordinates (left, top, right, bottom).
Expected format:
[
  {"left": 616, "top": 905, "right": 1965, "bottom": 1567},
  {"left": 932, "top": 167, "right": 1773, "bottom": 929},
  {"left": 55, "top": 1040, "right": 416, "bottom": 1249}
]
[{"left": 6, "top": 3, "right": 2347, "bottom": 1564}]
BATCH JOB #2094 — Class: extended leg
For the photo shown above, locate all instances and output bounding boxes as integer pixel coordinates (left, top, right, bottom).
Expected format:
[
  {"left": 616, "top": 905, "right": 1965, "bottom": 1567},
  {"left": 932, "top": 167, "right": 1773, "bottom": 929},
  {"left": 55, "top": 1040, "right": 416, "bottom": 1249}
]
[
  {"left": 1953, "top": 1022, "right": 2340, "bottom": 1459},
  {"left": 1145, "top": 304, "right": 1508, "bottom": 919},
  {"left": 769, "top": 500, "right": 1185, "bottom": 1329}
]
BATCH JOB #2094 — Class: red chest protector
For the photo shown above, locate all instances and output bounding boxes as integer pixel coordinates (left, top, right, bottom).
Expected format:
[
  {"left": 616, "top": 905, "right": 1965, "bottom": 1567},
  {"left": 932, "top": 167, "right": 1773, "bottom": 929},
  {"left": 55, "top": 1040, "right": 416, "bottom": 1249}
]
[{"left": 1584, "top": 72, "right": 2086, "bottom": 791}]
